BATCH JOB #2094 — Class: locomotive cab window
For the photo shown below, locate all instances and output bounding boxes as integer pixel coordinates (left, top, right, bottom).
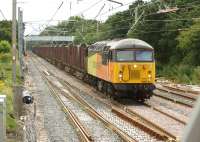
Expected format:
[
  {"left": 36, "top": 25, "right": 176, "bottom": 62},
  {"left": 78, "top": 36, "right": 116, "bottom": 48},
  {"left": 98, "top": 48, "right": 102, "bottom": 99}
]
[
  {"left": 116, "top": 50, "right": 135, "bottom": 61},
  {"left": 113, "top": 49, "right": 154, "bottom": 62},
  {"left": 135, "top": 50, "right": 153, "bottom": 61}
]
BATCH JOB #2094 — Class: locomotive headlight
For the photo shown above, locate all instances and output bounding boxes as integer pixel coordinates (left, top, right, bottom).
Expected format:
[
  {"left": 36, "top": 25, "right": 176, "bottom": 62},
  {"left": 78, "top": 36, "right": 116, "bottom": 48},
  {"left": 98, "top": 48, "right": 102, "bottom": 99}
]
[
  {"left": 119, "top": 71, "right": 123, "bottom": 81},
  {"left": 134, "top": 64, "right": 137, "bottom": 68},
  {"left": 148, "top": 71, "right": 152, "bottom": 78}
]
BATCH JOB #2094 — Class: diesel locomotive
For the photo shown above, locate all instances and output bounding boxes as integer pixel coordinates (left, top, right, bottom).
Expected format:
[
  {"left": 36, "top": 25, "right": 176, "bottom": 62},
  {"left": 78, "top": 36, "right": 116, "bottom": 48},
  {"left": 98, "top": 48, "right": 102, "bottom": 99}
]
[{"left": 33, "top": 38, "right": 156, "bottom": 101}]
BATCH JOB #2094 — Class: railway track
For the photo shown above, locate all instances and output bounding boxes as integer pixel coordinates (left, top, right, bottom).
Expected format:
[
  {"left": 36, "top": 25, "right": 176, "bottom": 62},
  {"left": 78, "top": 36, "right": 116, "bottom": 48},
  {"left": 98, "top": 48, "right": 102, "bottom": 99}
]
[
  {"left": 32, "top": 54, "right": 171, "bottom": 141},
  {"left": 32, "top": 56, "right": 126, "bottom": 142},
  {"left": 61, "top": 79, "right": 176, "bottom": 141},
  {"left": 59, "top": 78, "right": 175, "bottom": 142},
  {"left": 144, "top": 102, "right": 187, "bottom": 125},
  {"left": 157, "top": 85, "right": 198, "bottom": 100},
  {"left": 46, "top": 79, "right": 93, "bottom": 142},
  {"left": 151, "top": 95, "right": 192, "bottom": 115},
  {"left": 32, "top": 53, "right": 189, "bottom": 141},
  {"left": 146, "top": 96, "right": 190, "bottom": 123},
  {"left": 154, "top": 85, "right": 196, "bottom": 107},
  {"left": 32, "top": 57, "right": 93, "bottom": 142},
  {"left": 45, "top": 75, "right": 137, "bottom": 142},
  {"left": 86, "top": 88, "right": 187, "bottom": 137},
  {"left": 38, "top": 70, "right": 164, "bottom": 141},
  {"left": 161, "top": 84, "right": 200, "bottom": 96}
]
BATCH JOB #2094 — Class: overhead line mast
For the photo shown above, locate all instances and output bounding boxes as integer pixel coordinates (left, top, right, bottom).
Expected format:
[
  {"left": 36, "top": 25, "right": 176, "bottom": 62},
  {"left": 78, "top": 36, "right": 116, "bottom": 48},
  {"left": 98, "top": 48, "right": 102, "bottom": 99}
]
[
  {"left": 95, "top": 3, "right": 106, "bottom": 33},
  {"left": 12, "top": 0, "right": 17, "bottom": 84}
]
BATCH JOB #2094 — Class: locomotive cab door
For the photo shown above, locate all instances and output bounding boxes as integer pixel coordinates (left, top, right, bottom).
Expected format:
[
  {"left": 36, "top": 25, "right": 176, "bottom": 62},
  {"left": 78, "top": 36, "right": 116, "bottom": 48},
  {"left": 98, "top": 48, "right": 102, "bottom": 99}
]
[{"left": 102, "top": 46, "right": 110, "bottom": 65}]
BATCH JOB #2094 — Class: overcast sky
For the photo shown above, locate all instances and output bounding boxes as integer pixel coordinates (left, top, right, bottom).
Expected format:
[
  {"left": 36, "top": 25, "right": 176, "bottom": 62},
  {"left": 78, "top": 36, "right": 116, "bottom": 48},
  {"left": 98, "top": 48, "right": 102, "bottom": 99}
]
[{"left": 0, "top": 0, "right": 142, "bottom": 35}]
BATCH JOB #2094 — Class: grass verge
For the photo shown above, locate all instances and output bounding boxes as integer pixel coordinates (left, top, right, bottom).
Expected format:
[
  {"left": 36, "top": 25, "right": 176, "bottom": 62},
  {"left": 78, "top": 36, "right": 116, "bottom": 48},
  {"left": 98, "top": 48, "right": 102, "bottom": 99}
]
[{"left": 0, "top": 53, "right": 22, "bottom": 132}]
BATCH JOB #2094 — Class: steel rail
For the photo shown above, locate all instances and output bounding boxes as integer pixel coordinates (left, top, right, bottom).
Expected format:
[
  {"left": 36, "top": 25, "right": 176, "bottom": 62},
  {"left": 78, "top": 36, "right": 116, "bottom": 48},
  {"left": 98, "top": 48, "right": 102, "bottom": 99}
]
[
  {"left": 153, "top": 91, "right": 193, "bottom": 108},
  {"left": 144, "top": 103, "right": 187, "bottom": 125},
  {"left": 47, "top": 80, "right": 93, "bottom": 142},
  {"left": 39, "top": 61, "right": 177, "bottom": 141},
  {"left": 33, "top": 54, "right": 179, "bottom": 142},
  {"left": 60, "top": 81, "right": 137, "bottom": 142},
  {"left": 61, "top": 79, "right": 177, "bottom": 142},
  {"left": 162, "top": 84, "right": 200, "bottom": 96},
  {"left": 32, "top": 55, "right": 137, "bottom": 142},
  {"left": 31, "top": 57, "right": 93, "bottom": 142},
  {"left": 112, "top": 106, "right": 173, "bottom": 141},
  {"left": 47, "top": 81, "right": 93, "bottom": 142},
  {"left": 157, "top": 86, "right": 197, "bottom": 101}
]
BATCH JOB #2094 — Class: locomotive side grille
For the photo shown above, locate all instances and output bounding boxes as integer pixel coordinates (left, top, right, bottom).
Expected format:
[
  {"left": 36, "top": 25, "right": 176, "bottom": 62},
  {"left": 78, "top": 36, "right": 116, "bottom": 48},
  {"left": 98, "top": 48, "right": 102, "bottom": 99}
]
[{"left": 130, "top": 70, "right": 140, "bottom": 80}]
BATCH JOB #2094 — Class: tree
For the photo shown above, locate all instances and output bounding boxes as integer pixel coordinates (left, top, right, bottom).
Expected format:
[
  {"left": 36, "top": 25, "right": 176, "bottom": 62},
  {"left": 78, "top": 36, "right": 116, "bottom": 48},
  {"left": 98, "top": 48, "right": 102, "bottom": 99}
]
[
  {"left": 101, "top": 10, "right": 131, "bottom": 40},
  {"left": 0, "top": 40, "right": 11, "bottom": 53},
  {"left": 177, "top": 22, "right": 200, "bottom": 66},
  {"left": 0, "top": 20, "right": 12, "bottom": 43},
  {"left": 39, "top": 0, "right": 200, "bottom": 66}
]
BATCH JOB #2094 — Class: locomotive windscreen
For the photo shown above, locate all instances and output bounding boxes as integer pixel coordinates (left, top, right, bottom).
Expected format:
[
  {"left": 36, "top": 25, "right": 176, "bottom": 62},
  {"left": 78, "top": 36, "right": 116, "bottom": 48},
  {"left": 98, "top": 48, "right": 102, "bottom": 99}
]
[
  {"left": 116, "top": 50, "right": 135, "bottom": 61},
  {"left": 114, "top": 50, "right": 153, "bottom": 62},
  {"left": 135, "top": 50, "right": 153, "bottom": 61}
]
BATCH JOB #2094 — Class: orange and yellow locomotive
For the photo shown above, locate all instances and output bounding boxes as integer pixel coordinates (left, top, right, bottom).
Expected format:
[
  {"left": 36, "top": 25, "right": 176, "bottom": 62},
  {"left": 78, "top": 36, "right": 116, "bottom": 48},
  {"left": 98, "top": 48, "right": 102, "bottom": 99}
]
[{"left": 33, "top": 38, "right": 156, "bottom": 101}]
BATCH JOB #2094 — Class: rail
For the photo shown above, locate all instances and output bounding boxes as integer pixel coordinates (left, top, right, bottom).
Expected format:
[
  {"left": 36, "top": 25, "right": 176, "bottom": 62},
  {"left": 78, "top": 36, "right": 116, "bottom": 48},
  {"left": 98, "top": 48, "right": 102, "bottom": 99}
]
[
  {"left": 33, "top": 54, "right": 179, "bottom": 142},
  {"left": 154, "top": 89, "right": 194, "bottom": 108},
  {"left": 32, "top": 57, "right": 93, "bottom": 142},
  {"left": 61, "top": 79, "right": 177, "bottom": 142}
]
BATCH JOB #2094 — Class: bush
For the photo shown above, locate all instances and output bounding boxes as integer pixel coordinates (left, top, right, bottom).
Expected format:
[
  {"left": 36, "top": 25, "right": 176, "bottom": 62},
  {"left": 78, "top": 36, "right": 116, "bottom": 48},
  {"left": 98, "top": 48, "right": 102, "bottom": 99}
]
[
  {"left": 0, "top": 40, "right": 11, "bottom": 53},
  {"left": 191, "top": 66, "right": 200, "bottom": 84},
  {"left": 158, "top": 65, "right": 200, "bottom": 84},
  {"left": 0, "top": 53, "right": 11, "bottom": 63}
]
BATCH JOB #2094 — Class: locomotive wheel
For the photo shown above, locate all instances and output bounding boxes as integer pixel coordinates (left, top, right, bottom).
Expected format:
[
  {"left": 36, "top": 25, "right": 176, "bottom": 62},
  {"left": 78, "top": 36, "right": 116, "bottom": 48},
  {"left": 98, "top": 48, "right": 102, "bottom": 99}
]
[
  {"left": 136, "top": 91, "right": 146, "bottom": 102},
  {"left": 137, "top": 98, "right": 145, "bottom": 103},
  {"left": 106, "top": 83, "right": 115, "bottom": 95},
  {"left": 97, "top": 80, "right": 103, "bottom": 92}
]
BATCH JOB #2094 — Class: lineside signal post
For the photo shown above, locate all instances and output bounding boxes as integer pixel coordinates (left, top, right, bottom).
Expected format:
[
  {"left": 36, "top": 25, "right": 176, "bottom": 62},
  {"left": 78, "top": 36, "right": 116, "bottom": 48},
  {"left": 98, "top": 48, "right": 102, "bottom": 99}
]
[{"left": 0, "top": 95, "right": 6, "bottom": 142}]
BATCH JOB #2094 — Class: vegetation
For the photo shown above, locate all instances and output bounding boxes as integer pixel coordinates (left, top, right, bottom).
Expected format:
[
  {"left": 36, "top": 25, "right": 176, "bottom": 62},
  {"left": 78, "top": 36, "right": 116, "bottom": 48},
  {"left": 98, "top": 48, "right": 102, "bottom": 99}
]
[
  {"left": 0, "top": 53, "right": 17, "bottom": 132},
  {"left": 40, "top": 0, "right": 200, "bottom": 84},
  {"left": 0, "top": 20, "right": 19, "bottom": 132},
  {"left": 0, "top": 40, "right": 11, "bottom": 53},
  {"left": 0, "top": 21, "right": 12, "bottom": 43}
]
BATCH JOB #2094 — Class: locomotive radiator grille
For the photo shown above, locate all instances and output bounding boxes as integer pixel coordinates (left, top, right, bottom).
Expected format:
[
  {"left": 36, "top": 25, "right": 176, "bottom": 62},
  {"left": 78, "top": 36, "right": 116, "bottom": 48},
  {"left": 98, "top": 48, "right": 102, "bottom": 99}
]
[{"left": 130, "top": 70, "right": 140, "bottom": 80}]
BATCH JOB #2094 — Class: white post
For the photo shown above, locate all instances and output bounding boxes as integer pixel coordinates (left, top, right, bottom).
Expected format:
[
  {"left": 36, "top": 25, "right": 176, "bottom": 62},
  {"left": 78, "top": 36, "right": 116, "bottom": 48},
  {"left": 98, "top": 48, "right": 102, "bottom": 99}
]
[{"left": 0, "top": 95, "right": 6, "bottom": 142}]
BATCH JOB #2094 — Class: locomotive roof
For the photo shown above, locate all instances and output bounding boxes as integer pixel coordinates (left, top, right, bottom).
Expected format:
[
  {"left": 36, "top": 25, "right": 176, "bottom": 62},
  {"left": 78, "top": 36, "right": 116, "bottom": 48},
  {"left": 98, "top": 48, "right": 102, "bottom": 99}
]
[
  {"left": 109, "top": 38, "right": 153, "bottom": 50},
  {"left": 89, "top": 38, "right": 153, "bottom": 52}
]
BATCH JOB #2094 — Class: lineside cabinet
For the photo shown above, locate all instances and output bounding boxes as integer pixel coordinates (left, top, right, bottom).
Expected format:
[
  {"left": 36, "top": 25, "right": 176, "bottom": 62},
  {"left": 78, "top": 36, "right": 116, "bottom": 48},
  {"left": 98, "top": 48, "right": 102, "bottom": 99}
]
[{"left": 0, "top": 95, "right": 6, "bottom": 142}]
